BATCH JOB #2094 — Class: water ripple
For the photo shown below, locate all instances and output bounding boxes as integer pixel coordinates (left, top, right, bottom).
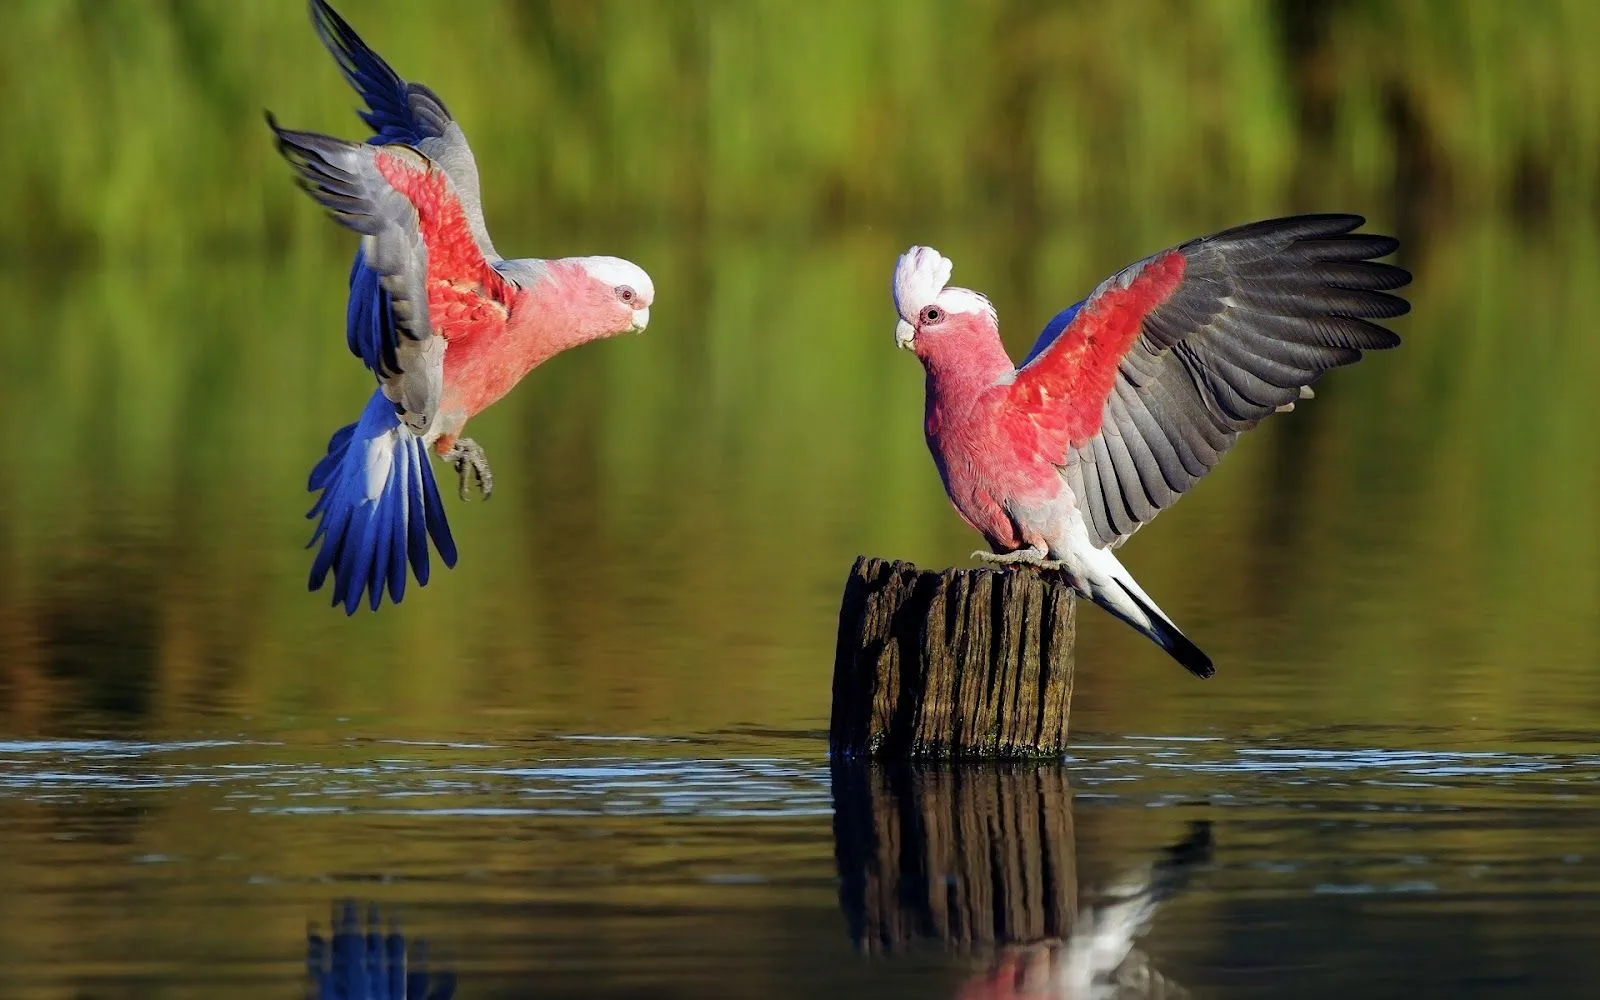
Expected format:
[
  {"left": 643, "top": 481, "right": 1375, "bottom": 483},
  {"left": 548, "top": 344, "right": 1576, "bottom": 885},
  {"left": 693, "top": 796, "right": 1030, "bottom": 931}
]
[{"left": 1, "top": 734, "right": 1596, "bottom": 821}]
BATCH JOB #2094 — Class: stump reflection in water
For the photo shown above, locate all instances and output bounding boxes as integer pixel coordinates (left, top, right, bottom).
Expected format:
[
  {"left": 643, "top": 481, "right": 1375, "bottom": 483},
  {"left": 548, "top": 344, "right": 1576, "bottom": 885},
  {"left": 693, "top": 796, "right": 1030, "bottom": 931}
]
[
  {"left": 831, "top": 761, "right": 1212, "bottom": 998},
  {"left": 954, "top": 822, "right": 1213, "bottom": 1000},
  {"left": 831, "top": 760, "right": 1079, "bottom": 954}
]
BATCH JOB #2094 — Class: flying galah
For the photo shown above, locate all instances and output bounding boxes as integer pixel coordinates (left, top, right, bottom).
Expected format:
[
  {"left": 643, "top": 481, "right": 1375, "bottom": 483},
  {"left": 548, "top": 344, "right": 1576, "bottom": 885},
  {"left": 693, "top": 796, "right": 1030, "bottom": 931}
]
[
  {"left": 892, "top": 216, "right": 1410, "bottom": 677},
  {"left": 268, "top": 0, "right": 653, "bottom": 614}
]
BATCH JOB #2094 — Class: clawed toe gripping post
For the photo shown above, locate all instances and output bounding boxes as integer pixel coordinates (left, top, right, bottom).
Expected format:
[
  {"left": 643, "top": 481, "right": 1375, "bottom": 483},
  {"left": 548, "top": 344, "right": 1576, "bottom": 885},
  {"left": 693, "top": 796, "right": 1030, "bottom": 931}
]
[
  {"left": 972, "top": 547, "right": 1064, "bottom": 571},
  {"left": 443, "top": 438, "right": 493, "bottom": 501}
]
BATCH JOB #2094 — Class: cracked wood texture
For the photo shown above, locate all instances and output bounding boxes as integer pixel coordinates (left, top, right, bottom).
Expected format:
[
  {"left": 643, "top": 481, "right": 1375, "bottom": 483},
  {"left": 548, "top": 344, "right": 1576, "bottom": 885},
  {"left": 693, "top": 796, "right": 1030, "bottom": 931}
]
[
  {"left": 831, "top": 761, "right": 1078, "bottom": 954},
  {"left": 830, "top": 556, "right": 1076, "bottom": 759}
]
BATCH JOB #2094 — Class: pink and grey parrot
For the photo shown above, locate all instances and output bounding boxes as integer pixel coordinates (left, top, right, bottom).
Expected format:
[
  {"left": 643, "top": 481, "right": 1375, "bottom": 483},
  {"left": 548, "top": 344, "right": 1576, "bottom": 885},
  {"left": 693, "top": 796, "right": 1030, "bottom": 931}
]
[
  {"left": 268, "top": 0, "right": 653, "bottom": 614},
  {"left": 892, "top": 216, "right": 1410, "bottom": 678}
]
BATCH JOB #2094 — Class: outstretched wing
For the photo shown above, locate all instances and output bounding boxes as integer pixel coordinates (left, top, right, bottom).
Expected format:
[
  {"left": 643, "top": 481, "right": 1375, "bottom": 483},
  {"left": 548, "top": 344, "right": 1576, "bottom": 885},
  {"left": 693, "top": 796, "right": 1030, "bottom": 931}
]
[
  {"left": 1011, "top": 215, "right": 1410, "bottom": 549},
  {"left": 270, "top": 116, "right": 516, "bottom": 432},
  {"left": 308, "top": 0, "right": 500, "bottom": 374}
]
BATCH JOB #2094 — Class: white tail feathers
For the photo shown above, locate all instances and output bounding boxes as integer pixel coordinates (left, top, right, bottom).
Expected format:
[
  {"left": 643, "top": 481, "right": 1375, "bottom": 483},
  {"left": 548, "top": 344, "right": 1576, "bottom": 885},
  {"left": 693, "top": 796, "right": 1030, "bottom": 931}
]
[{"left": 1085, "top": 554, "right": 1215, "bottom": 679}]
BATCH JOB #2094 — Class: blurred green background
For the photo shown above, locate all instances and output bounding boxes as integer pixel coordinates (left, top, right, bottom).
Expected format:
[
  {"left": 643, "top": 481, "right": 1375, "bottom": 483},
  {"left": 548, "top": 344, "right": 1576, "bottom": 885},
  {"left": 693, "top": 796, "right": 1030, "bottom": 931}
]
[
  {"left": 0, "top": 0, "right": 1596, "bottom": 740},
  {"left": 1, "top": 4, "right": 1599, "bottom": 997}
]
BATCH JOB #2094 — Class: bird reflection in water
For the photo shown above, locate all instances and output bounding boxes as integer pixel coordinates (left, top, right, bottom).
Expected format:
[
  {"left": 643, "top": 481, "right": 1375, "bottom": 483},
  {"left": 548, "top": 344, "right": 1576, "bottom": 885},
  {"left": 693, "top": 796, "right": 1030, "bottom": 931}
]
[
  {"left": 956, "top": 822, "right": 1213, "bottom": 1000},
  {"left": 305, "top": 900, "right": 457, "bottom": 1000}
]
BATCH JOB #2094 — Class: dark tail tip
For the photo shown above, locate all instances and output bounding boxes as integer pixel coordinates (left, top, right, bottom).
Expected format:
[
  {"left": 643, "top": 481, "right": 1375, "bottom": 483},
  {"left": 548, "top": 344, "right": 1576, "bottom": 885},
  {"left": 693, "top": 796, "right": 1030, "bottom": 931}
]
[
  {"left": 1163, "top": 820, "right": 1215, "bottom": 867},
  {"left": 1112, "top": 579, "right": 1216, "bottom": 679},
  {"left": 1161, "top": 626, "right": 1216, "bottom": 680},
  {"left": 1147, "top": 820, "right": 1216, "bottom": 903}
]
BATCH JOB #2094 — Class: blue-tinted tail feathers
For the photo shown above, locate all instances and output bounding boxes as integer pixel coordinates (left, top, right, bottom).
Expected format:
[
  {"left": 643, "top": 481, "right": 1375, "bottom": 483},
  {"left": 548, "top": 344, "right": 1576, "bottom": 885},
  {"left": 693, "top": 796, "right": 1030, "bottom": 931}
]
[{"left": 307, "top": 391, "right": 457, "bottom": 613}]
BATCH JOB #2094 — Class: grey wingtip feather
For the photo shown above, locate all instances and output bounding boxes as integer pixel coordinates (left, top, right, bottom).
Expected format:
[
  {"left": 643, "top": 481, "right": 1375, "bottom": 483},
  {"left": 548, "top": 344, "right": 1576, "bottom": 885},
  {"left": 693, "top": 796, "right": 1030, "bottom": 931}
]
[{"left": 308, "top": 0, "right": 348, "bottom": 45}]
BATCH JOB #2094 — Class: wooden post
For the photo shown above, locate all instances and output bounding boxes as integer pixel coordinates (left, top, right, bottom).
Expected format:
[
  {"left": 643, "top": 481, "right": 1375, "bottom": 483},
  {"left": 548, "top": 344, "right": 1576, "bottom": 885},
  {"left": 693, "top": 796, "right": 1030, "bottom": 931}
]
[
  {"left": 831, "top": 760, "right": 1077, "bottom": 955},
  {"left": 830, "top": 556, "right": 1076, "bottom": 759}
]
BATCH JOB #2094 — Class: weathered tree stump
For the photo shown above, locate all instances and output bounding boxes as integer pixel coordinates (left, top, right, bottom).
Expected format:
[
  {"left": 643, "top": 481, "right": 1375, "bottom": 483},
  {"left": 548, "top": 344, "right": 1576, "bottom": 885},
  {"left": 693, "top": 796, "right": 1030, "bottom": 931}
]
[
  {"left": 831, "top": 760, "right": 1078, "bottom": 955},
  {"left": 830, "top": 556, "right": 1076, "bottom": 759}
]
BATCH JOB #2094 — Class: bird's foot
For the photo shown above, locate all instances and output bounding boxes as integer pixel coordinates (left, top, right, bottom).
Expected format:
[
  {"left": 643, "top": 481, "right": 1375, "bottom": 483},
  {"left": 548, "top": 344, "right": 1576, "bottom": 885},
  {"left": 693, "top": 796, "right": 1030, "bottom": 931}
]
[
  {"left": 442, "top": 438, "right": 493, "bottom": 501},
  {"left": 971, "top": 546, "right": 1064, "bottom": 571}
]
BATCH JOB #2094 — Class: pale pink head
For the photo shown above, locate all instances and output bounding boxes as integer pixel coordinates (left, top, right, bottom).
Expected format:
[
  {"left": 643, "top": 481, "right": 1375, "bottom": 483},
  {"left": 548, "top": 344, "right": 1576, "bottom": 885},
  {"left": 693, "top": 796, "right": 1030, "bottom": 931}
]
[
  {"left": 891, "top": 246, "right": 1007, "bottom": 377},
  {"left": 550, "top": 255, "right": 655, "bottom": 343}
]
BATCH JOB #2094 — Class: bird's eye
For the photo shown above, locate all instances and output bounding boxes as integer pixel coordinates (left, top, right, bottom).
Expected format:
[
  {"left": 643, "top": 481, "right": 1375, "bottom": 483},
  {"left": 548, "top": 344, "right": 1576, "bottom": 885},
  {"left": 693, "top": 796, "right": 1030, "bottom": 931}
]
[
  {"left": 920, "top": 305, "right": 944, "bottom": 325},
  {"left": 616, "top": 285, "right": 636, "bottom": 304}
]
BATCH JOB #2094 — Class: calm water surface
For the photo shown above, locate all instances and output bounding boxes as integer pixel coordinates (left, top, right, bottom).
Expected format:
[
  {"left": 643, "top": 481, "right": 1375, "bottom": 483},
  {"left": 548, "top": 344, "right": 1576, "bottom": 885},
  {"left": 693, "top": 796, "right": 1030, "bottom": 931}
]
[{"left": 2, "top": 714, "right": 1598, "bottom": 999}]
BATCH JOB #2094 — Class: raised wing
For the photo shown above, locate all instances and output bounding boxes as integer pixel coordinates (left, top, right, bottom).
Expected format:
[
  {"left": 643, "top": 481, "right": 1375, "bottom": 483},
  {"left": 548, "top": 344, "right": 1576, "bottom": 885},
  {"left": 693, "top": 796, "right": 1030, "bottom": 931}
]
[
  {"left": 1012, "top": 215, "right": 1410, "bottom": 548},
  {"left": 270, "top": 116, "right": 516, "bottom": 431},
  {"left": 309, "top": 0, "right": 500, "bottom": 374}
]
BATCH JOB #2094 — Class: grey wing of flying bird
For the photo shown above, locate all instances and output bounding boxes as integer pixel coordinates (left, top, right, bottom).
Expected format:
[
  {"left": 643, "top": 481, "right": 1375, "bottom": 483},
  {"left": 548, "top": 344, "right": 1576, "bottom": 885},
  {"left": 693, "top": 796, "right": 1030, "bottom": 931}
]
[{"left": 309, "top": 0, "right": 498, "bottom": 259}]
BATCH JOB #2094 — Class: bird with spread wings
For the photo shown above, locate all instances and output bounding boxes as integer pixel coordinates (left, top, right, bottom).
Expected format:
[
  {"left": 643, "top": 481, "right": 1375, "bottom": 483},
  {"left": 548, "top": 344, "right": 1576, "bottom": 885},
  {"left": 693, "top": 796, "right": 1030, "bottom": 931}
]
[
  {"left": 893, "top": 216, "right": 1410, "bottom": 676},
  {"left": 268, "top": 0, "right": 653, "bottom": 614}
]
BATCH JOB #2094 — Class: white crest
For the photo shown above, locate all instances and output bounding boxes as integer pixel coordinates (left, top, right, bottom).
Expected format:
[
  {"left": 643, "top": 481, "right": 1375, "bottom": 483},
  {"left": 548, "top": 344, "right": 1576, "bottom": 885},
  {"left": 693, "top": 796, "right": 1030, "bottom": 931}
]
[
  {"left": 892, "top": 245, "right": 996, "bottom": 324},
  {"left": 893, "top": 246, "right": 952, "bottom": 320}
]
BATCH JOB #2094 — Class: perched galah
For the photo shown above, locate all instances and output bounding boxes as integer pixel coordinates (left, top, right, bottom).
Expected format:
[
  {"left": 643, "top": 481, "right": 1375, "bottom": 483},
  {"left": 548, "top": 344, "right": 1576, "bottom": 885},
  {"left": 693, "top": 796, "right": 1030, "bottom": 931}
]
[
  {"left": 268, "top": 0, "right": 653, "bottom": 613},
  {"left": 892, "top": 216, "right": 1410, "bottom": 677}
]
